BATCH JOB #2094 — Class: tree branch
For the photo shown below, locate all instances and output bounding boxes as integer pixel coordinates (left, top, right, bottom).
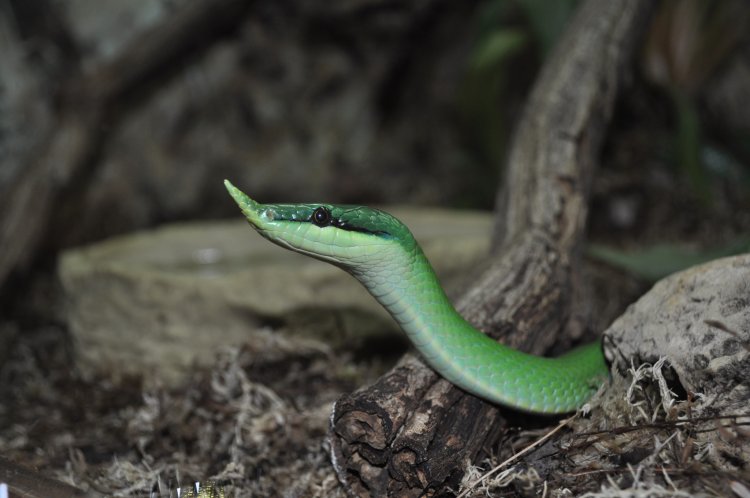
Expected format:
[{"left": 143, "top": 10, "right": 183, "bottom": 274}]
[{"left": 329, "top": 1, "right": 654, "bottom": 496}]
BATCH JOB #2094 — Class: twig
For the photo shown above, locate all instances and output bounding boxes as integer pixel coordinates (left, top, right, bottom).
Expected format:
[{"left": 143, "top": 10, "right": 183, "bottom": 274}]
[
  {"left": 457, "top": 415, "right": 576, "bottom": 498},
  {"left": 704, "top": 320, "right": 750, "bottom": 352}
]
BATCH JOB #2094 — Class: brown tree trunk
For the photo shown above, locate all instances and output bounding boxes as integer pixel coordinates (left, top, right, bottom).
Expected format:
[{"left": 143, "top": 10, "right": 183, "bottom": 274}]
[{"left": 329, "top": 1, "right": 654, "bottom": 496}]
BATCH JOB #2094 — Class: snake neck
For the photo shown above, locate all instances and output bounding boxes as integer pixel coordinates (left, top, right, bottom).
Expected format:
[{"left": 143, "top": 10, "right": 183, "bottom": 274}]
[
  {"left": 349, "top": 245, "right": 608, "bottom": 413},
  {"left": 346, "top": 238, "right": 607, "bottom": 414},
  {"left": 350, "top": 244, "right": 476, "bottom": 369}
]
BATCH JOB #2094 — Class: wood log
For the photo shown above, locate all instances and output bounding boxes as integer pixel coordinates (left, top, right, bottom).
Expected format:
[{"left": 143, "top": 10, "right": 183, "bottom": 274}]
[{"left": 329, "top": 1, "right": 655, "bottom": 496}]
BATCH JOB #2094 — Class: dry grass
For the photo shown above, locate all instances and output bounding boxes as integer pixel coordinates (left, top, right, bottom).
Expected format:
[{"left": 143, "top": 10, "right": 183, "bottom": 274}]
[
  {"left": 0, "top": 325, "right": 375, "bottom": 497},
  {"left": 3, "top": 323, "right": 748, "bottom": 497},
  {"left": 457, "top": 358, "right": 750, "bottom": 497}
]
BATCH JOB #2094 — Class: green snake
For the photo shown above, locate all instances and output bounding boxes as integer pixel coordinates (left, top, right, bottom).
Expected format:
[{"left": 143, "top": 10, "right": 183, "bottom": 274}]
[{"left": 225, "top": 180, "right": 608, "bottom": 413}]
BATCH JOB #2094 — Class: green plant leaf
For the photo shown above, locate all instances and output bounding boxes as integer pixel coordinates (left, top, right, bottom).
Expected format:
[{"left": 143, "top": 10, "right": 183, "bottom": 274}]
[
  {"left": 672, "top": 91, "right": 711, "bottom": 204},
  {"left": 471, "top": 28, "right": 528, "bottom": 71},
  {"left": 587, "top": 239, "right": 750, "bottom": 282}
]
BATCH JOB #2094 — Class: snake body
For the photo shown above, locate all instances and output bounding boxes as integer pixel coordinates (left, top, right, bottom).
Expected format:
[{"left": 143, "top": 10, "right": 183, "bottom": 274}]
[{"left": 225, "top": 180, "right": 608, "bottom": 413}]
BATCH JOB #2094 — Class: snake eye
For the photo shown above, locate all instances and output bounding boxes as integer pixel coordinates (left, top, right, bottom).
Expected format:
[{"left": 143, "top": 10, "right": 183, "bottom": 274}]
[{"left": 312, "top": 207, "right": 331, "bottom": 227}]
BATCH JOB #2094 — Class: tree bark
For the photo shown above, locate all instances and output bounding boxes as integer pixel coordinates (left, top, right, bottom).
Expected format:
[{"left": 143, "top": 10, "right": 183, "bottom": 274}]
[
  {"left": 329, "top": 1, "right": 654, "bottom": 496},
  {"left": 0, "top": 0, "right": 250, "bottom": 291}
]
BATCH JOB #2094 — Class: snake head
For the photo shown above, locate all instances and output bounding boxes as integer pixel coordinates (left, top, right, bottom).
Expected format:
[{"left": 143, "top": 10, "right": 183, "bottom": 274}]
[{"left": 224, "top": 180, "right": 416, "bottom": 272}]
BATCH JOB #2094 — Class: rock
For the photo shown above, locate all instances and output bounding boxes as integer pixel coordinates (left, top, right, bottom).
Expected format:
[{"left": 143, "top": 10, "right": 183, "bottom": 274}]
[
  {"left": 59, "top": 208, "right": 492, "bottom": 385},
  {"left": 603, "top": 253, "right": 750, "bottom": 470}
]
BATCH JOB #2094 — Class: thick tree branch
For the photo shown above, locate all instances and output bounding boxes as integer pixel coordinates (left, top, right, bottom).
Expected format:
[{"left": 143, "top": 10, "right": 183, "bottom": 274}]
[{"left": 329, "top": 1, "right": 654, "bottom": 496}]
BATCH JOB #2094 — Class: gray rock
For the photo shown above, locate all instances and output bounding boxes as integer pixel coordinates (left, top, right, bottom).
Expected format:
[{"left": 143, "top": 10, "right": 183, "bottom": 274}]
[
  {"left": 60, "top": 208, "right": 492, "bottom": 385},
  {"left": 603, "top": 254, "right": 750, "bottom": 470}
]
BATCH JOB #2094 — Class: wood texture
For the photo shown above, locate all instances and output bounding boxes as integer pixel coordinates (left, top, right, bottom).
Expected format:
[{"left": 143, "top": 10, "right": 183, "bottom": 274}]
[
  {"left": 0, "top": 456, "right": 95, "bottom": 498},
  {"left": 0, "top": 0, "right": 250, "bottom": 290},
  {"left": 329, "top": 1, "right": 654, "bottom": 496}
]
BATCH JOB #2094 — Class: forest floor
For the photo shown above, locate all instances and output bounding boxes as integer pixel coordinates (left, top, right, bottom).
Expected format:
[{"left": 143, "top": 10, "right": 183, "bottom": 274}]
[{"left": 1, "top": 101, "right": 749, "bottom": 497}]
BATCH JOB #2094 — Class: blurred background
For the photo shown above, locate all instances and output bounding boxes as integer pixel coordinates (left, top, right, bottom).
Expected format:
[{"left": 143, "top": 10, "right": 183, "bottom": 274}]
[
  {"left": 0, "top": 0, "right": 749, "bottom": 495},
  {"left": 2, "top": 0, "right": 749, "bottom": 288}
]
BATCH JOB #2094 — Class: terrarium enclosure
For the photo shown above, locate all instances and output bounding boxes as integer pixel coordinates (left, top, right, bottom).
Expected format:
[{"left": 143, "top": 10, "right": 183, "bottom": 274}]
[{"left": 1, "top": 1, "right": 749, "bottom": 497}]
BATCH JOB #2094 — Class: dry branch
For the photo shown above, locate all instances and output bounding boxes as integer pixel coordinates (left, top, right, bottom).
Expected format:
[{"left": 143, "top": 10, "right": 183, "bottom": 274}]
[{"left": 329, "top": 1, "right": 654, "bottom": 496}]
